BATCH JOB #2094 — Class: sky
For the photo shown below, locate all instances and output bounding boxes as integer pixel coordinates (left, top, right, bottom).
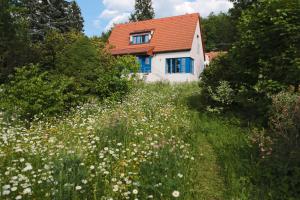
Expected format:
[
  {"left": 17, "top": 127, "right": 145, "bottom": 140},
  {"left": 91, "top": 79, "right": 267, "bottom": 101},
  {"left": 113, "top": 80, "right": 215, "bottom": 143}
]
[{"left": 75, "top": 0, "right": 233, "bottom": 37}]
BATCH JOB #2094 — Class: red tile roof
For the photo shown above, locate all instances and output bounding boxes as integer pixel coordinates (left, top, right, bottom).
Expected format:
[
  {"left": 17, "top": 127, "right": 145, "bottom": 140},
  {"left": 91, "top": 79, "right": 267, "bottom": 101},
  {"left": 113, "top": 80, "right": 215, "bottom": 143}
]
[
  {"left": 108, "top": 13, "right": 200, "bottom": 55},
  {"left": 205, "top": 51, "right": 227, "bottom": 61}
]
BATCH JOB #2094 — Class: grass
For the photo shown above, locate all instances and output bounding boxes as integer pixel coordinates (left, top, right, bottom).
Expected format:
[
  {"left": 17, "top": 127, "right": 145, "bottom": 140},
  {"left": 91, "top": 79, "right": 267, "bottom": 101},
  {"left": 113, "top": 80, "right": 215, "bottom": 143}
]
[{"left": 0, "top": 83, "right": 257, "bottom": 199}]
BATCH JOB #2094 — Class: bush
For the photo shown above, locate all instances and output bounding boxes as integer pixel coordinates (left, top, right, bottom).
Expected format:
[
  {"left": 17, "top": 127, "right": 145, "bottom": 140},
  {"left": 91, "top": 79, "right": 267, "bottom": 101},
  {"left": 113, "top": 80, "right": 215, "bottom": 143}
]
[
  {"left": 94, "top": 55, "right": 139, "bottom": 99},
  {"left": 40, "top": 31, "right": 138, "bottom": 99},
  {"left": 0, "top": 64, "right": 81, "bottom": 120},
  {"left": 251, "top": 92, "right": 300, "bottom": 199}
]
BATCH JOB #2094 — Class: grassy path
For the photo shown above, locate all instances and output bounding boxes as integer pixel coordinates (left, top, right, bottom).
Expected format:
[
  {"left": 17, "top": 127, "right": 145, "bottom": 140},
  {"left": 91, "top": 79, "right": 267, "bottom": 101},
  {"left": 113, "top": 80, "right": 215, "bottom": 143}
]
[{"left": 0, "top": 83, "right": 253, "bottom": 199}]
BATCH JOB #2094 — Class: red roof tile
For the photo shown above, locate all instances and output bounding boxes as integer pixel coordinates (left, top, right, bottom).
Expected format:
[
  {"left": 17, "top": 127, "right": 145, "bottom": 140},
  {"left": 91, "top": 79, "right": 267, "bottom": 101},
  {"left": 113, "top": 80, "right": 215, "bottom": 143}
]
[{"left": 108, "top": 13, "right": 200, "bottom": 55}]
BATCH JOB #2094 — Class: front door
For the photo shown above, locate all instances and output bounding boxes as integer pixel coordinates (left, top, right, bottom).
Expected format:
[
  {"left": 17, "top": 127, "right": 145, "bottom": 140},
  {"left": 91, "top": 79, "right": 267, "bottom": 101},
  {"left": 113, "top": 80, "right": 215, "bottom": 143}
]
[{"left": 138, "top": 56, "right": 151, "bottom": 73}]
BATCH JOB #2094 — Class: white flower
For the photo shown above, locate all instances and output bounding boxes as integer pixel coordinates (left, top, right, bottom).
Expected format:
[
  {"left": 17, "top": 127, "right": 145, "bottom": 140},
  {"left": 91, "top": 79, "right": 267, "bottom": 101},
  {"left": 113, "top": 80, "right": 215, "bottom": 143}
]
[
  {"left": 11, "top": 186, "right": 17, "bottom": 191},
  {"left": 112, "top": 185, "right": 119, "bottom": 192},
  {"left": 90, "top": 165, "right": 95, "bottom": 170},
  {"left": 23, "top": 188, "right": 31, "bottom": 194},
  {"left": 148, "top": 195, "right": 153, "bottom": 199},
  {"left": 82, "top": 180, "right": 88, "bottom": 184},
  {"left": 75, "top": 186, "right": 82, "bottom": 190},
  {"left": 3, "top": 190, "right": 10, "bottom": 195},
  {"left": 22, "top": 163, "right": 33, "bottom": 172},
  {"left": 2, "top": 185, "right": 10, "bottom": 190},
  {"left": 172, "top": 190, "right": 180, "bottom": 198},
  {"left": 16, "top": 195, "right": 22, "bottom": 200},
  {"left": 177, "top": 173, "right": 183, "bottom": 178},
  {"left": 132, "top": 189, "right": 138, "bottom": 195}
]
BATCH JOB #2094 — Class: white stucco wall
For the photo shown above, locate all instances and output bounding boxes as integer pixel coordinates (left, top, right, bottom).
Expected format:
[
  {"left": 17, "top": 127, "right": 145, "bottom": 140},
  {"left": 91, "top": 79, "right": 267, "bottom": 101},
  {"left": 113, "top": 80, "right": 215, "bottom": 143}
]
[{"left": 142, "top": 20, "right": 205, "bottom": 83}]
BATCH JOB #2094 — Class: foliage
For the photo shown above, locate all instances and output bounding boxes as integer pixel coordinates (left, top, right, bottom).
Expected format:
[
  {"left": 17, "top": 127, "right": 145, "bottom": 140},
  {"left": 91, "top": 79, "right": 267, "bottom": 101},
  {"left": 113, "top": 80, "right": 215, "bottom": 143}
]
[
  {"left": 36, "top": 31, "right": 138, "bottom": 100},
  {"left": 251, "top": 92, "right": 300, "bottom": 199},
  {"left": 0, "top": 64, "right": 80, "bottom": 120},
  {"left": 206, "top": 81, "right": 235, "bottom": 113},
  {"left": 200, "top": 0, "right": 300, "bottom": 121},
  {"left": 94, "top": 55, "right": 140, "bottom": 99},
  {"left": 201, "top": 12, "right": 235, "bottom": 51},
  {"left": 235, "top": 0, "right": 300, "bottom": 91},
  {"left": 0, "top": 0, "right": 35, "bottom": 83},
  {"left": 129, "top": 0, "right": 155, "bottom": 22},
  {"left": 23, "top": 0, "right": 84, "bottom": 41}
]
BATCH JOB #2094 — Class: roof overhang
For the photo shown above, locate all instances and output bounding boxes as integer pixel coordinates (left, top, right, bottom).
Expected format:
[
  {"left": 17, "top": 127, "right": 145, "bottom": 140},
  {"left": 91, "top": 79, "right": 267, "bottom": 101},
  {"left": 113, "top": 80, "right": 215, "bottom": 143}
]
[{"left": 111, "top": 46, "right": 155, "bottom": 56}]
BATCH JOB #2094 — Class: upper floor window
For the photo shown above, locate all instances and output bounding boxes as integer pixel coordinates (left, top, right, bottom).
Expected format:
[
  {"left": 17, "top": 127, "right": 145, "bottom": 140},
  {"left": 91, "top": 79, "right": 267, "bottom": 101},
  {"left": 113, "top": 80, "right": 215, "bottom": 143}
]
[{"left": 131, "top": 33, "right": 150, "bottom": 44}]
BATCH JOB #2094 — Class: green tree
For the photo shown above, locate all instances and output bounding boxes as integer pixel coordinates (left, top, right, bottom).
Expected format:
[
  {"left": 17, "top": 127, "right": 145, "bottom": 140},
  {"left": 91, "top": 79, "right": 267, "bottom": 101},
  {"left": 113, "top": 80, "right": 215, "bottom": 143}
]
[
  {"left": 200, "top": 0, "right": 300, "bottom": 119},
  {"left": 67, "top": 1, "right": 84, "bottom": 32},
  {"left": 201, "top": 12, "right": 235, "bottom": 51},
  {"left": 0, "top": 0, "right": 34, "bottom": 83},
  {"left": 23, "top": 0, "right": 84, "bottom": 41},
  {"left": 129, "top": 0, "right": 155, "bottom": 22}
]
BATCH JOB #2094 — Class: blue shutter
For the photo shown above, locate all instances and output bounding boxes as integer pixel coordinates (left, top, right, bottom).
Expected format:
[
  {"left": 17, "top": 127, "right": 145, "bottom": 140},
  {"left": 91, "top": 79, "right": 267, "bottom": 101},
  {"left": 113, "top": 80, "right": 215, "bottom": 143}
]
[{"left": 185, "top": 58, "right": 191, "bottom": 73}]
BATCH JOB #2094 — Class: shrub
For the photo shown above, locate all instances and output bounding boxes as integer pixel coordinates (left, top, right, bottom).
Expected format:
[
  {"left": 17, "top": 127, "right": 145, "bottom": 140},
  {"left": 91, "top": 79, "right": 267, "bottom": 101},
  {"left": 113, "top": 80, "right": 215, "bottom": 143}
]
[
  {"left": 251, "top": 92, "right": 300, "bottom": 199},
  {"left": 0, "top": 64, "right": 80, "bottom": 120},
  {"left": 40, "top": 31, "right": 138, "bottom": 99},
  {"left": 94, "top": 55, "right": 139, "bottom": 99}
]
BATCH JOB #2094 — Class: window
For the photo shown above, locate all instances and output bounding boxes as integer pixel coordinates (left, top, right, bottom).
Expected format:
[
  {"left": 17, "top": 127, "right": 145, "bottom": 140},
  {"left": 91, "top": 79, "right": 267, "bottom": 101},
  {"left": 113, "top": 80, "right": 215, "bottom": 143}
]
[
  {"left": 131, "top": 34, "right": 150, "bottom": 44},
  {"left": 166, "top": 57, "right": 194, "bottom": 74}
]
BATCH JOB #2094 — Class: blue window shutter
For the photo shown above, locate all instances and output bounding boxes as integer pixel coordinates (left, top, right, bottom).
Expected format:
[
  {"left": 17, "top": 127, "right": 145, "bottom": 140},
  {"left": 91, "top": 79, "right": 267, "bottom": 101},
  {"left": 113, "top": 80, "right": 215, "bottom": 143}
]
[{"left": 185, "top": 58, "right": 190, "bottom": 73}]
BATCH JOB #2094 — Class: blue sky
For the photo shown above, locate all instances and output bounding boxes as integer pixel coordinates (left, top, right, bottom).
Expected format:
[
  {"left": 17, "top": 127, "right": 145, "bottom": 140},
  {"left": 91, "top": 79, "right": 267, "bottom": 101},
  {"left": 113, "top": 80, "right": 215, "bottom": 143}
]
[{"left": 75, "top": 0, "right": 233, "bottom": 37}]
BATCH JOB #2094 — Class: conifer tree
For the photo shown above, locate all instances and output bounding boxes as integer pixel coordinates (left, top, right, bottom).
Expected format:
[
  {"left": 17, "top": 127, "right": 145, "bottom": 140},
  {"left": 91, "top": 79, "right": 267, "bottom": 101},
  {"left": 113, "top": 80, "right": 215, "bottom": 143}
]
[
  {"left": 67, "top": 1, "right": 84, "bottom": 32},
  {"left": 24, "top": 0, "right": 84, "bottom": 41},
  {"left": 129, "top": 0, "right": 155, "bottom": 22}
]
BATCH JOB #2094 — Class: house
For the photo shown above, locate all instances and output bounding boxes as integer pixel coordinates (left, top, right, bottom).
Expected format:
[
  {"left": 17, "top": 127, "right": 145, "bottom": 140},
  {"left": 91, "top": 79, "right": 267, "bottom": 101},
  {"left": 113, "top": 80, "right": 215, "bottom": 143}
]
[
  {"left": 205, "top": 51, "right": 227, "bottom": 66},
  {"left": 108, "top": 13, "right": 206, "bottom": 82}
]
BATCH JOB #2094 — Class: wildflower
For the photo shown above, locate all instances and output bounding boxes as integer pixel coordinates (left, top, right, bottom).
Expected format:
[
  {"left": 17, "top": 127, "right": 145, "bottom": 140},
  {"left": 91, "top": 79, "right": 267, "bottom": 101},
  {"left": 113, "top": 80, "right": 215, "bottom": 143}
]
[
  {"left": 2, "top": 185, "right": 10, "bottom": 190},
  {"left": 22, "top": 163, "right": 33, "bottom": 172},
  {"left": 132, "top": 189, "right": 138, "bottom": 195},
  {"left": 16, "top": 195, "right": 22, "bottom": 200},
  {"left": 172, "top": 191, "right": 180, "bottom": 198},
  {"left": 11, "top": 186, "right": 17, "bottom": 191},
  {"left": 90, "top": 165, "right": 95, "bottom": 170},
  {"left": 112, "top": 185, "right": 119, "bottom": 192},
  {"left": 177, "top": 173, "right": 183, "bottom": 178},
  {"left": 82, "top": 180, "right": 88, "bottom": 184},
  {"left": 3, "top": 190, "right": 10, "bottom": 195},
  {"left": 75, "top": 186, "right": 82, "bottom": 190},
  {"left": 23, "top": 188, "right": 31, "bottom": 195}
]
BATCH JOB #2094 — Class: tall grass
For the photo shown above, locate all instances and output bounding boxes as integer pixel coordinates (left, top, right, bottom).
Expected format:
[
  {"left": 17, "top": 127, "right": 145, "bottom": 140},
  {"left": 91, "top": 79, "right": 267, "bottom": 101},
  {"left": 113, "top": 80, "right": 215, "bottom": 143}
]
[{"left": 0, "top": 83, "right": 258, "bottom": 199}]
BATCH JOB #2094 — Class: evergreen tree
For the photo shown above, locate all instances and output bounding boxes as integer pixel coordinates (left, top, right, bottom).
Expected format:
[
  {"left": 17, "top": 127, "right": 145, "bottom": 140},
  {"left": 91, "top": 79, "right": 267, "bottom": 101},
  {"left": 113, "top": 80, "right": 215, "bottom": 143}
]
[
  {"left": 23, "top": 0, "right": 84, "bottom": 41},
  {"left": 67, "top": 1, "right": 84, "bottom": 32},
  {"left": 129, "top": 0, "right": 155, "bottom": 22},
  {"left": 0, "top": 0, "right": 32, "bottom": 82}
]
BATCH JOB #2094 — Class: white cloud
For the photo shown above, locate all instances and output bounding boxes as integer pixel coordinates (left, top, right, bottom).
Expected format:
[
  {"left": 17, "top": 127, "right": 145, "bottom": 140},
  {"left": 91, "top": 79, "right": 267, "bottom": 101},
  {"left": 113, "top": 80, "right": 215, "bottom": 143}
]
[
  {"left": 104, "top": 13, "right": 131, "bottom": 31},
  {"left": 100, "top": 9, "right": 119, "bottom": 19},
  {"left": 97, "top": 0, "right": 233, "bottom": 31}
]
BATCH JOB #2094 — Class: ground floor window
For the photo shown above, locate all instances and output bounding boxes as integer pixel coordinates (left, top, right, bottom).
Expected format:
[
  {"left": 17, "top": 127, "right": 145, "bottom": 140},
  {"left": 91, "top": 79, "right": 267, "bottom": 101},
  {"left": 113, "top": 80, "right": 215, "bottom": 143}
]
[{"left": 166, "top": 57, "right": 194, "bottom": 74}]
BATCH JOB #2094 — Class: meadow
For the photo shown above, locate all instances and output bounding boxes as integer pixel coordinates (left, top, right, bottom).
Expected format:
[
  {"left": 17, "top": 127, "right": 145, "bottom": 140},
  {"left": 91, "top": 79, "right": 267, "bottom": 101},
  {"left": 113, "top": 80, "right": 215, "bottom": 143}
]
[{"left": 0, "top": 83, "right": 254, "bottom": 200}]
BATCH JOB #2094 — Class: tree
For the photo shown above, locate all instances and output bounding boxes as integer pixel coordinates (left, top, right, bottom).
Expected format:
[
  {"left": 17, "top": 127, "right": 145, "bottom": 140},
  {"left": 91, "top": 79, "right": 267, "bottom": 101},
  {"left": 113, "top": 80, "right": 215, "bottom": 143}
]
[
  {"left": 129, "top": 0, "right": 155, "bottom": 22},
  {"left": 0, "top": 0, "right": 33, "bottom": 83},
  {"left": 201, "top": 12, "right": 235, "bottom": 51},
  {"left": 67, "top": 1, "right": 84, "bottom": 32},
  {"left": 200, "top": 0, "right": 300, "bottom": 118},
  {"left": 23, "top": 0, "right": 84, "bottom": 41}
]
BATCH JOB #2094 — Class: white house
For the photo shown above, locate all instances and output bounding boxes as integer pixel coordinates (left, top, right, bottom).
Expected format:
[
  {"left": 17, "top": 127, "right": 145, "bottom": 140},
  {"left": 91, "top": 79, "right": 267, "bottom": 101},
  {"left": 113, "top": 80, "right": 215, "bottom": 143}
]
[{"left": 108, "top": 13, "right": 206, "bottom": 83}]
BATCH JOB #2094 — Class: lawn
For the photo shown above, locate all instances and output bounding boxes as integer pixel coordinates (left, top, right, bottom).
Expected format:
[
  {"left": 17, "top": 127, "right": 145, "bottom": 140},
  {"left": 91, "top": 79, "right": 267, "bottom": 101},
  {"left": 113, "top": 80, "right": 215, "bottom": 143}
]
[{"left": 0, "top": 83, "right": 255, "bottom": 199}]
